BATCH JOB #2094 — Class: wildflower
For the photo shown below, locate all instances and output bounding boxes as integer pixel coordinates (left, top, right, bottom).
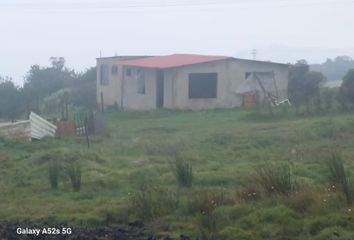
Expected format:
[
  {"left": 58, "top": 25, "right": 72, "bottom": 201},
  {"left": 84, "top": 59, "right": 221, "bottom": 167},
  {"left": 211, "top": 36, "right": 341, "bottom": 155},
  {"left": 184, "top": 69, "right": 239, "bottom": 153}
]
[
  {"left": 323, "top": 199, "right": 327, "bottom": 202},
  {"left": 252, "top": 192, "right": 256, "bottom": 196},
  {"left": 348, "top": 208, "right": 352, "bottom": 213}
]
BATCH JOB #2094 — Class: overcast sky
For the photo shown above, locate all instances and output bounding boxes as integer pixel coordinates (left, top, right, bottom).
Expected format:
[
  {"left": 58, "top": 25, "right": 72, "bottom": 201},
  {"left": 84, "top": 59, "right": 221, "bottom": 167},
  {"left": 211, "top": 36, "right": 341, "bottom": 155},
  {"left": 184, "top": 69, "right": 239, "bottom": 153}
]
[{"left": 1, "top": 0, "right": 354, "bottom": 85}]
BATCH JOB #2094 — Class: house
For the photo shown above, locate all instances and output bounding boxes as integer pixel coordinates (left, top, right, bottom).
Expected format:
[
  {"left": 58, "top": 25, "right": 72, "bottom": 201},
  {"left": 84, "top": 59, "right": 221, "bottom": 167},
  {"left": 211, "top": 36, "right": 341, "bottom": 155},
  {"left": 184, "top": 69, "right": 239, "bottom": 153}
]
[{"left": 96, "top": 54, "right": 289, "bottom": 111}]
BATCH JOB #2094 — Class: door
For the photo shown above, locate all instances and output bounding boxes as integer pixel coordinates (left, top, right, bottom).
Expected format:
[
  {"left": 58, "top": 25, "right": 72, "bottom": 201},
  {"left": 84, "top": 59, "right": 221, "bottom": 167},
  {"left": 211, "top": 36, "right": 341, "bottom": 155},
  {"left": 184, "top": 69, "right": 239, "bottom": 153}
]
[{"left": 156, "top": 70, "right": 164, "bottom": 108}]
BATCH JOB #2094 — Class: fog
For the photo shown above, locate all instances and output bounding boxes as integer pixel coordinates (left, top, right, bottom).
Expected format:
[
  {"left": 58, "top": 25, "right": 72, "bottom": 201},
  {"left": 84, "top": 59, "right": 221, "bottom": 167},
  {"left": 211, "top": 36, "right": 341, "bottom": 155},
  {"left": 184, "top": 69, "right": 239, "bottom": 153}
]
[{"left": 1, "top": 0, "right": 354, "bottom": 85}]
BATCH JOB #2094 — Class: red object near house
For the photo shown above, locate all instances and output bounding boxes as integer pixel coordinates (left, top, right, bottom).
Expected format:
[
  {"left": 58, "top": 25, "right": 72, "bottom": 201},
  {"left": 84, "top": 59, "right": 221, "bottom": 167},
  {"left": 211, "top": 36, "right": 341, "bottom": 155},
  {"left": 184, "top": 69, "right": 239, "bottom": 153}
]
[
  {"left": 243, "top": 92, "right": 259, "bottom": 107},
  {"left": 55, "top": 121, "right": 76, "bottom": 136}
]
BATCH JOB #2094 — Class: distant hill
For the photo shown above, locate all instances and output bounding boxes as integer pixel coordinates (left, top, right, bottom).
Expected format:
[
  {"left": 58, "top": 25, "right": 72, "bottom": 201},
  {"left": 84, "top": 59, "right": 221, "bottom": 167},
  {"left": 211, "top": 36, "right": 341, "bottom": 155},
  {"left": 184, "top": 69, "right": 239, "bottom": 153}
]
[{"left": 310, "top": 56, "right": 354, "bottom": 81}]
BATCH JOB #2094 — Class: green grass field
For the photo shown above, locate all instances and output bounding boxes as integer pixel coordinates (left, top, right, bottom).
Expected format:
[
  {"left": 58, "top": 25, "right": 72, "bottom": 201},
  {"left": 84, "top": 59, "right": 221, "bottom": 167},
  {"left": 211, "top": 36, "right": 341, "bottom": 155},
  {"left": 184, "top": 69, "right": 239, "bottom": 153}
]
[{"left": 1, "top": 108, "right": 354, "bottom": 239}]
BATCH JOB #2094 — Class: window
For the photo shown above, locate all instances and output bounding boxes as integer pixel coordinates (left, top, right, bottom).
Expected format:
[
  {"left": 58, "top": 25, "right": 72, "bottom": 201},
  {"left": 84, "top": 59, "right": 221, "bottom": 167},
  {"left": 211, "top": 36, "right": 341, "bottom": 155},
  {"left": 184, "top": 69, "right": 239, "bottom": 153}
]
[
  {"left": 111, "top": 65, "right": 118, "bottom": 75},
  {"left": 126, "top": 68, "right": 132, "bottom": 77},
  {"left": 245, "top": 72, "right": 252, "bottom": 79},
  {"left": 136, "top": 69, "right": 145, "bottom": 94},
  {"left": 188, "top": 73, "right": 217, "bottom": 99},
  {"left": 100, "top": 64, "right": 109, "bottom": 85}
]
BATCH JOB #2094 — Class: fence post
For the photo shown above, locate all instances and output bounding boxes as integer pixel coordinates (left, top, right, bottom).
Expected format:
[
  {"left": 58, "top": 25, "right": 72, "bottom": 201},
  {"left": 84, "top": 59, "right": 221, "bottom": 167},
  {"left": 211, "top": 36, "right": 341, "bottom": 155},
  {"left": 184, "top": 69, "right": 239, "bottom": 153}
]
[
  {"left": 84, "top": 116, "right": 90, "bottom": 149},
  {"left": 100, "top": 92, "right": 104, "bottom": 114}
]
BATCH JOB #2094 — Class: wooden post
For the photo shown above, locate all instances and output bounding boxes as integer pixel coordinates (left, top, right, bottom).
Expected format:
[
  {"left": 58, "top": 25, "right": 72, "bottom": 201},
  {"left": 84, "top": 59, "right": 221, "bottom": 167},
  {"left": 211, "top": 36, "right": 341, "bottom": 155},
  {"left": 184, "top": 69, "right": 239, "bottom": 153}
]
[
  {"left": 65, "top": 98, "right": 69, "bottom": 120},
  {"left": 100, "top": 92, "right": 104, "bottom": 114},
  {"left": 84, "top": 117, "right": 90, "bottom": 149}
]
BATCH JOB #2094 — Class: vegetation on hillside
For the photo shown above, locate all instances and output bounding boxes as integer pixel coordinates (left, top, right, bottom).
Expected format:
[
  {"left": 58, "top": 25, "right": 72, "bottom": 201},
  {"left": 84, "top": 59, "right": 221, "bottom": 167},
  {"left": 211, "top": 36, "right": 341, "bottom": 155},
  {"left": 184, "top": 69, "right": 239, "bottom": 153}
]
[
  {"left": 310, "top": 56, "right": 354, "bottom": 81},
  {"left": 2, "top": 57, "right": 354, "bottom": 239},
  {"left": 0, "top": 57, "right": 96, "bottom": 120},
  {"left": 1, "top": 108, "right": 354, "bottom": 239}
]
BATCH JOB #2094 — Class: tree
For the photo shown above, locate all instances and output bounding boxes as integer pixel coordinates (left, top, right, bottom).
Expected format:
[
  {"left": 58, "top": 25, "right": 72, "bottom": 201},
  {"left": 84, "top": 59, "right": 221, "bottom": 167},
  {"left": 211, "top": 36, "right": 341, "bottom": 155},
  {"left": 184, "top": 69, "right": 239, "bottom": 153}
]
[
  {"left": 70, "top": 67, "right": 97, "bottom": 109},
  {"left": 338, "top": 69, "right": 354, "bottom": 108},
  {"left": 0, "top": 77, "right": 24, "bottom": 121},
  {"left": 22, "top": 57, "right": 76, "bottom": 113},
  {"left": 289, "top": 60, "right": 325, "bottom": 113}
]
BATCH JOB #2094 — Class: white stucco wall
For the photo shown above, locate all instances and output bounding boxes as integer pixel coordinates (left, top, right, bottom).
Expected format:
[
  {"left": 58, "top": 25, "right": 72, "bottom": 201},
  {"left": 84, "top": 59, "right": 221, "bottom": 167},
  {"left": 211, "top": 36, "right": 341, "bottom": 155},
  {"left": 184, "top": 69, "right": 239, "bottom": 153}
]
[
  {"left": 96, "top": 57, "right": 289, "bottom": 111},
  {"left": 121, "top": 67, "right": 157, "bottom": 111},
  {"left": 96, "top": 58, "right": 122, "bottom": 106},
  {"left": 163, "top": 59, "right": 289, "bottom": 110}
]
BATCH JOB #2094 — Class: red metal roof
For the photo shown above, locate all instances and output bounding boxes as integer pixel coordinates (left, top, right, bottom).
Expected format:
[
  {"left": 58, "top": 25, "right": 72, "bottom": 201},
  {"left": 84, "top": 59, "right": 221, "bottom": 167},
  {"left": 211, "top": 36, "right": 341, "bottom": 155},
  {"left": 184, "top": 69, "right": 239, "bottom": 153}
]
[{"left": 116, "top": 54, "right": 231, "bottom": 69}]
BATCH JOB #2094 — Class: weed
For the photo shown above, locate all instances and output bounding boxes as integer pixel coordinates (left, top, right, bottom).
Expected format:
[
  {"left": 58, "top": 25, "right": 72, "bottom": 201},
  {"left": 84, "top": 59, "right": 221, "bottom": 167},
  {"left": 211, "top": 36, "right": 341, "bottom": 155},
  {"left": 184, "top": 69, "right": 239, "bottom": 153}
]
[
  {"left": 48, "top": 159, "right": 60, "bottom": 190},
  {"left": 129, "top": 185, "right": 178, "bottom": 221},
  {"left": 255, "top": 163, "right": 296, "bottom": 196},
  {"left": 326, "top": 153, "right": 354, "bottom": 205},
  {"left": 170, "top": 157, "right": 193, "bottom": 188},
  {"left": 284, "top": 187, "right": 319, "bottom": 213},
  {"left": 237, "top": 185, "right": 262, "bottom": 202},
  {"left": 66, "top": 161, "right": 82, "bottom": 192},
  {"left": 193, "top": 192, "right": 219, "bottom": 240}
]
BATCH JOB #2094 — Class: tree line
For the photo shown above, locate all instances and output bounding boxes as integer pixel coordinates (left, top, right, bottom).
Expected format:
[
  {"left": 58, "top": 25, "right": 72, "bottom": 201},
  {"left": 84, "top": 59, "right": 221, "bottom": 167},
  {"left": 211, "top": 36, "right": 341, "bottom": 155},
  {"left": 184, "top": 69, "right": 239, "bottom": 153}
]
[
  {"left": 0, "top": 57, "right": 96, "bottom": 121},
  {"left": 1, "top": 57, "right": 354, "bottom": 121},
  {"left": 289, "top": 59, "right": 354, "bottom": 114},
  {"left": 310, "top": 56, "right": 354, "bottom": 81}
]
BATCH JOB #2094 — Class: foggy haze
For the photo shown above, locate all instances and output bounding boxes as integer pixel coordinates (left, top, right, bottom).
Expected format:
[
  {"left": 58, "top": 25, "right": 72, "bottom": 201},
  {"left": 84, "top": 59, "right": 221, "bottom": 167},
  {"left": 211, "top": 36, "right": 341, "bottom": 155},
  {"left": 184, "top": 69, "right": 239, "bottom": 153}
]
[{"left": 1, "top": 0, "right": 354, "bottom": 85}]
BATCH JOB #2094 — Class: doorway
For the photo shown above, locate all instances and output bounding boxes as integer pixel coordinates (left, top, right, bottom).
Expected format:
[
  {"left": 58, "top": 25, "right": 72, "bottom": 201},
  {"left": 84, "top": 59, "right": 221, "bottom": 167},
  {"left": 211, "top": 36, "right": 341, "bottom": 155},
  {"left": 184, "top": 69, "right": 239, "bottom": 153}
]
[{"left": 156, "top": 70, "right": 164, "bottom": 108}]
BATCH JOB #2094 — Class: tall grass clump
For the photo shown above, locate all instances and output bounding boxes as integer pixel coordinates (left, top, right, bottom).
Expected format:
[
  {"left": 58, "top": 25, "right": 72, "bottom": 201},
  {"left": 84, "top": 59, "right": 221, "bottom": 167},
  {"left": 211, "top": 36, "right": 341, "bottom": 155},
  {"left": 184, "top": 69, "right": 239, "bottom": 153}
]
[
  {"left": 255, "top": 163, "right": 295, "bottom": 196},
  {"left": 48, "top": 159, "right": 60, "bottom": 190},
  {"left": 67, "top": 161, "right": 82, "bottom": 192},
  {"left": 327, "top": 153, "right": 354, "bottom": 205},
  {"left": 170, "top": 157, "right": 193, "bottom": 188},
  {"left": 129, "top": 183, "right": 178, "bottom": 220}
]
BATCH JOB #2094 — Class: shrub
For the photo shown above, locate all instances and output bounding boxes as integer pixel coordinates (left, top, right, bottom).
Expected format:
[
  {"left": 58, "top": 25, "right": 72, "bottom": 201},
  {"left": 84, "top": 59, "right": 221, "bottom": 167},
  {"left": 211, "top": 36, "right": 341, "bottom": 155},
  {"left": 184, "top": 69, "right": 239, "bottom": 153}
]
[
  {"left": 129, "top": 185, "right": 178, "bottom": 221},
  {"left": 192, "top": 191, "right": 220, "bottom": 240},
  {"left": 237, "top": 185, "right": 262, "bottom": 202},
  {"left": 255, "top": 163, "right": 296, "bottom": 196},
  {"left": 48, "top": 159, "right": 60, "bottom": 190},
  {"left": 284, "top": 187, "right": 319, "bottom": 213},
  {"left": 326, "top": 153, "right": 354, "bottom": 205},
  {"left": 170, "top": 157, "right": 193, "bottom": 188},
  {"left": 322, "top": 88, "right": 336, "bottom": 111},
  {"left": 66, "top": 161, "right": 82, "bottom": 192}
]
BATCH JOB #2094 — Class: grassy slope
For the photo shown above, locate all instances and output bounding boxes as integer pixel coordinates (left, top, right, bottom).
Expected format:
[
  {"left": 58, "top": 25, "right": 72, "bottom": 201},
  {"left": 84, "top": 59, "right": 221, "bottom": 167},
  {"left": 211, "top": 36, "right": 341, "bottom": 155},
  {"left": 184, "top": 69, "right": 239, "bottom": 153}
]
[{"left": 1, "top": 109, "right": 354, "bottom": 239}]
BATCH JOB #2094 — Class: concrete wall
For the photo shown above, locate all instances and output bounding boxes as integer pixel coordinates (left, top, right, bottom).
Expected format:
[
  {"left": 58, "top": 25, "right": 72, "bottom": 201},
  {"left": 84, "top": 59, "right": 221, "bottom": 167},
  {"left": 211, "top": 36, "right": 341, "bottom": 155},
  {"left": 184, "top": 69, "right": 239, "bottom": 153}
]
[
  {"left": 96, "top": 57, "right": 289, "bottom": 111},
  {"left": 121, "top": 67, "right": 158, "bottom": 111},
  {"left": 96, "top": 58, "right": 123, "bottom": 106},
  {"left": 163, "top": 59, "right": 289, "bottom": 110},
  {"left": 163, "top": 60, "right": 240, "bottom": 110}
]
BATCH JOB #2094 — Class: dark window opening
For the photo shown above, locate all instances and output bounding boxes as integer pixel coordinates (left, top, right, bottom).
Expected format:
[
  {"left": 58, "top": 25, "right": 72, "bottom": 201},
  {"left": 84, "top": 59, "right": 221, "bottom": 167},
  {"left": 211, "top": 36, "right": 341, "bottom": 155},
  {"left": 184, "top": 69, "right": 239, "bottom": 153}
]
[
  {"left": 126, "top": 68, "right": 132, "bottom": 76},
  {"left": 188, "top": 73, "right": 217, "bottom": 99},
  {"left": 100, "top": 64, "right": 109, "bottom": 85},
  {"left": 111, "top": 65, "right": 118, "bottom": 75},
  {"left": 245, "top": 72, "right": 252, "bottom": 79},
  {"left": 136, "top": 70, "right": 145, "bottom": 94}
]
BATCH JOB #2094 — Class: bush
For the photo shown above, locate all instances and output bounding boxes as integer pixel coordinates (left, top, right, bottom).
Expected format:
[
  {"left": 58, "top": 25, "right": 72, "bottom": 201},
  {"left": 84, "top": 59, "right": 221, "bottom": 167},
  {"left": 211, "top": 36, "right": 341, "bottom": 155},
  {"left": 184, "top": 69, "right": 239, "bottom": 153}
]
[
  {"left": 129, "top": 185, "right": 178, "bottom": 221},
  {"left": 284, "top": 188, "right": 319, "bottom": 213},
  {"left": 322, "top": 88, "right": 336, "bottom": 111},
  {"left": 170, "top": 157, "right": 193, "bottom": 188},
  {"left": 338, "top": 69, "right": 354, "bottom": 107},
  {"left": 237, "top": 185, "right": 262, "bottom": 202},
  {"left": 255, "top": 163, "right": 296, "bottom": 196}
]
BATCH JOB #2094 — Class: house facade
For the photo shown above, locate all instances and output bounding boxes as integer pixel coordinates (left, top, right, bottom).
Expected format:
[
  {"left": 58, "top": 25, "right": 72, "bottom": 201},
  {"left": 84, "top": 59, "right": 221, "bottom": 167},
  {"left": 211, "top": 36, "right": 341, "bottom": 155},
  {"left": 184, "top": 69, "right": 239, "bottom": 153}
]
[{"left": 96, "top": 54, "right": 289, "bottom": 111}]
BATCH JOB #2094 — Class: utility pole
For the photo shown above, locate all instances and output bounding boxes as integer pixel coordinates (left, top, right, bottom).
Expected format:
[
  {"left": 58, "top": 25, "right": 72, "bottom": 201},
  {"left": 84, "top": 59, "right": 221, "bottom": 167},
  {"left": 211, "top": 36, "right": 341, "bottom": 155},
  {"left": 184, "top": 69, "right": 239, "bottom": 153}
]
[{"left": 252, "top": 49, "right": 257, "bottom": 60}]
